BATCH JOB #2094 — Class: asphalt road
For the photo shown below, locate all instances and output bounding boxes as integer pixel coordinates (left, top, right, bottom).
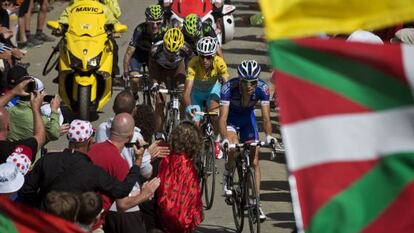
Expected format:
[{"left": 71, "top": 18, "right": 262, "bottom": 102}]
[{"left": 22, "top": 0, "right": 295, "bottom": 232}]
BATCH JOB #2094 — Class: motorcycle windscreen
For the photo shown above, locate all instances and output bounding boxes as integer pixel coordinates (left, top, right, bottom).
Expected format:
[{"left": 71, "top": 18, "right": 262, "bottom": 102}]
[
  {"left": 171, "top": 0, "right": 213, "bottom": 18},
  {"left": 67, "top": 1, "right": 107, "bottom": 37},
  {"left": 65, "top": 33, "right": 107, "bottom": 71}
]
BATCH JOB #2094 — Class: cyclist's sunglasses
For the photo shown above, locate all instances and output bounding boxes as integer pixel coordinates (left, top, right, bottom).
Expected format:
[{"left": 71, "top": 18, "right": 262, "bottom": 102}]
[
  {"left": 240, "top": 79, "right": 258, "bottom": 86},
  {"left": 200, "top": 55, "right": 213, "bottom": 60},
  {"left": 148, "top": 21, "right": 163, "bottom": 26}
]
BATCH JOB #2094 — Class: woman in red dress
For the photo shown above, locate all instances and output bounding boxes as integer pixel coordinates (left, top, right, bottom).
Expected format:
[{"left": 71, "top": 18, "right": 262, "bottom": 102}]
[{"left": 156, "top": 121, "right": 203, "bottom": 233}]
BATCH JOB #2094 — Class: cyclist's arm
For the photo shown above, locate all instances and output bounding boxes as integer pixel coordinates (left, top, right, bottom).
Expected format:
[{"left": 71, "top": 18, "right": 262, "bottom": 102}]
[
  {"left": 183, "top": 79, "right": 194, "bottom": 108},
  {"left": 261, "top": 103, "right": 272, "bottom": 136},
  {"left": 216, "top": 46, "right": 224, "bottom": 59},
  {"left": 219, "top": 103, "right": 229, "bottom": 138},
  {"left": 123, "top": 46, "right": 136, "bottom": 76},
  {"left": 216, "top": 57, "right": 229, "bottom": 83},
  {"left": 259, "top": 82, "right": 272, "bottom": 136}
]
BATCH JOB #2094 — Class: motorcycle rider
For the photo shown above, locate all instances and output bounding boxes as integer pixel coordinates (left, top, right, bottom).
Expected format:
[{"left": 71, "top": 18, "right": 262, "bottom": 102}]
[
  {"left": 149, "top": 27, "right": 191, "bottom": 132},
  {"left": 57, "top": 0, "right": 119, "bottom": 26},
  {"left": 123, "top": 4, "right": 166, "bottom": 100},
  {"left": 183, "top": 36, "right": 228, "bottom": 159},
  {"left": 182, "top": 13, "right": 224, "bottom": 58}
]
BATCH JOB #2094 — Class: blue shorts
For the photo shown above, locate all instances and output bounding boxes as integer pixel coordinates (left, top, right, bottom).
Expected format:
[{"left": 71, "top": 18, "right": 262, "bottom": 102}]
[
  {"left": 191, "top": 82, "right": 221, "bottom": 109},
  {"left": 129, "top": 50, "right": 149, "bottom": 72},
  {"left": 227, "top": 111, "right": 259, "bottom": 143}
]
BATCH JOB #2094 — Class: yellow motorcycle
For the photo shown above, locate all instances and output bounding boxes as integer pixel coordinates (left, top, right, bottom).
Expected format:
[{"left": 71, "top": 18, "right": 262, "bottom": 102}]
[{"left": 44, "top": 0, "right": 126, "bottom": 120}]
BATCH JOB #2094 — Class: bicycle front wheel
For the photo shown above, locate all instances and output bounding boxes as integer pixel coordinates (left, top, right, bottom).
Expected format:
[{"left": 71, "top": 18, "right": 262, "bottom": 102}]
[
  {"left": 231, "top": 165, "right": 244, "bottom": 232},
  {"left": 246, "top": 167, "right": 260, "bottom": 233},
  {"left": 201, "top": 137, "right": 216, "bottom": 210},
  {"left": 164, "top": 105, "right": 174, "bottom": 138}
]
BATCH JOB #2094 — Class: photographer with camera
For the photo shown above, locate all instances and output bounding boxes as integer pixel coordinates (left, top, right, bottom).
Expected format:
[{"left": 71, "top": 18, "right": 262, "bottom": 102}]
[
  {"left": 6, "top": 65, "right": 62, "bottom": 161},
  {"left": 0, "top": 77, "right": 45, "bottom": 165}
]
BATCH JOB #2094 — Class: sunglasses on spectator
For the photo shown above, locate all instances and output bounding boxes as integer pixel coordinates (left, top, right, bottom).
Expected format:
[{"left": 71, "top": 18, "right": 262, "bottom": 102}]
[{"left": 240, "top": 79, "right": 258, "bottom": 86}]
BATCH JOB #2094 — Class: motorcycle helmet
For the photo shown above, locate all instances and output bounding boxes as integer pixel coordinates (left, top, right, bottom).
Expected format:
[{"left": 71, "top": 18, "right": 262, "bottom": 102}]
[
  {"left": 145, "top": 4, "right": 164, "bottom": 21},
  {"left": 183, "top": 14, "right": 202, "bottom": 38},
  {"left": 196, "top": 36, "right": 218, "bottom": 56},
  {"left": 237, "top": 60, "right": 261, "bottom": 80},
  {"left": 163, "top": 28, "right": 185, "bottom": 53}
]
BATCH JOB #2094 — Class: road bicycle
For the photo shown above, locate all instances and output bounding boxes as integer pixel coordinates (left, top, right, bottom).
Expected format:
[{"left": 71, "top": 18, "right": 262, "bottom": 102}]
[
  {"left": 223, "top": 141, "right": 277, "bottom": 233},
  {"left": 124, "top": 63, "right": 154, "bottom": 106},
  {"left": 193, "top": 107, "right": 218, "bottom": 210},
  {"left": 158, "top": 87, "right": 183, "bottom": 138}
]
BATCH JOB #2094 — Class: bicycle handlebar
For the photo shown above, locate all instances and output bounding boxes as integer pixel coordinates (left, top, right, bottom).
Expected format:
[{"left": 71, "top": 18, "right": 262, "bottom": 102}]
[
  {"left": 158, "top": 88, "right": 183, "bottom": 94},
  {"left": 193, "top": 111, "right": 219, "bottom": 117}
]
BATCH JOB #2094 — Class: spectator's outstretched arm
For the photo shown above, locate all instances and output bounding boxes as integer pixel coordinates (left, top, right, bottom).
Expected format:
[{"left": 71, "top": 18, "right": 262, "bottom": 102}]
[
  {"left": 44, "top": 96, "right": 61, "bottom": 141},
  {"left": 0, "top": 79, "right": 30, "bottom": 107},
  {"left": 116, "top": 177, "right": 160, "bottom": 212},
  {"left": 30, "top": 92, "right": 46, "bottom": 150}
]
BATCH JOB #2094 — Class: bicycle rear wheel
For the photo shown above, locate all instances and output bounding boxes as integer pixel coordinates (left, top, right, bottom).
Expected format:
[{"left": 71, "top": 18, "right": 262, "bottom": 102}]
[
  {"left": 201, "top": 137, "right": 216, "bottom": 210},
  {"left": 230, "top": 165, "right": 244, "bottom": 232},
  {"left": 246, "top": 167, "right": 260, "bottom": 233}
]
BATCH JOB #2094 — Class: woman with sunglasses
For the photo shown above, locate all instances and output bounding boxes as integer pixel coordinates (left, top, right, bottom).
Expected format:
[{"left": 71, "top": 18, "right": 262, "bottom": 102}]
[
  {"left": 219, "top": 60, "right": 280, "bottom": 221},
  {"left": 183, "top": 36, "right": 229, "bottom": 159}
]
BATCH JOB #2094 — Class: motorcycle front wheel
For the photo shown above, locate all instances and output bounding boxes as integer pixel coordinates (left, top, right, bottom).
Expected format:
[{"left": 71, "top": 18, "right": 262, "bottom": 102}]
[{"left": 78, "top": 86, "right": 91, "bottom": 120}]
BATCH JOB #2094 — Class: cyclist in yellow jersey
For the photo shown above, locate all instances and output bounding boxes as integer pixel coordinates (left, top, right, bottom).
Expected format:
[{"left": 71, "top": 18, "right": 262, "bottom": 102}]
[{"left": 183, "top": 36, "right": 229, "bottom": 159}]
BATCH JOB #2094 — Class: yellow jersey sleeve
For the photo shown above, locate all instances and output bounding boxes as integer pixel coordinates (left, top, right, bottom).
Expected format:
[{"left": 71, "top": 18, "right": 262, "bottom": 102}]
[
  {"left": 214, "top": 56, "right": 229, "bottom": 79},
  {"left": 186, "top": 57, "right": 198, "bottom": 81}
]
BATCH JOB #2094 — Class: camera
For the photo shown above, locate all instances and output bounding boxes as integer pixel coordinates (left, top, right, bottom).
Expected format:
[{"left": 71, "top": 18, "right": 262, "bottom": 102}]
[
  {"left": 26, "top": 78, "right": 37, "bottom": 93},
  {"left": 125, "top": 141, "right": 149, "bottom": 149},
  {"left": 155, "top": 132, "right": 166, "bottom": 142}
]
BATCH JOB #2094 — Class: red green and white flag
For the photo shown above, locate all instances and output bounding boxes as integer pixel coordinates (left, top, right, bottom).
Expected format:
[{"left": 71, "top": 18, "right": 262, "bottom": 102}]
[
  {"left": 270, "top": 38, "right": 414, "bottom": 232},
  {"left": 0, "top": 196, "right": 84, "bottom": 233}
]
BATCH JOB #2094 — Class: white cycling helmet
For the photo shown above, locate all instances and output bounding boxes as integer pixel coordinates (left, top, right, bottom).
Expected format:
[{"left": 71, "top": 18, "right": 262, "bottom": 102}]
[
  {"left": 196, "top": 36, "right": 218, "bottom": 56},
  {"left": 237, "top": 60, "right": 261, "bottom": 80}
]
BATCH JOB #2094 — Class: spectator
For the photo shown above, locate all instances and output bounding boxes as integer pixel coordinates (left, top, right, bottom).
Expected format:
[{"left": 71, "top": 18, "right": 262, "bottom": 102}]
[
  {"left": 390, "top": 28, "right": 414, "bottom": 44},
  {"left": 77, "top": 192, "right": 103, "bottom": 233},
  {"left": 6, "top": 71, "right": 65, "bottom": 161},
  {"left": 17, "top": 0, "right": 42, "bottom": 49},
  {"left": 6, "top": 143, "right": 32, "bottom": 175},
  {"left": 96, "top": 91, "right": 169, "bottom": 171},
  {"left": 17, "top": 119, "right": 143, "bottom": 209},
  {"left": 42, "top": 191, "right": 80, "bottom": 222},
  {"left": 156, "top": 121, "right": 203, "bottom": 233},
  {"left": 2, "top": 65, "right": 29, "bottom": 108},
  {"left": 90, "top": 113, "right": 160, "bottom": 233},
  {"left": 346, "top": 30, "right": 383, "bottom": 44},
  {"left": 0, "top": 79, "right": 45, "bottom": 164},
  {"left": 0, "top": 163, "right": 24, "bottom": 199},
  {"left": 133, "top": 104, "right": 156, "bottom": 143},
  {"left": 29, "top": 0, "right": 55, "bottom": 43}
]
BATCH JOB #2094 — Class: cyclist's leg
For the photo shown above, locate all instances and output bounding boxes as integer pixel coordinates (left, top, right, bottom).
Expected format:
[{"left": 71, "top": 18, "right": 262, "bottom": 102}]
[
  {"left": 128, "top": 56, "right": 143, "bottom": 97},
  {"left": 240, "top": 111, "right": 261, "bottom": 198},
  {"left": 190, "top": 88, "right": 209, "bottom": 123},
  {"left": 207, "top": 81, "right": 222, "bottom": 139},
  {"left": 172, "top": 60, "right": 186, "bottom": 120},
  {"left": 208, "top": 82, "right": 222, "bottom": 158},
  {"left": 149, "top": 58, "right": 166, "bottom": 132},
  {"left": 223, "top": 122, "right": 239, "bottom": 196}
]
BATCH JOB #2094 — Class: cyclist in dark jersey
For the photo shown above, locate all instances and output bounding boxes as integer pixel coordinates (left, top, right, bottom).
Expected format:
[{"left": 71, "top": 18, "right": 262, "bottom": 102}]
[
  {"left": 123, "top": 4, "right": 166, "bottom": 99},
  {"left": 182, "top": 14, "right": 224, "bottom": 58}
]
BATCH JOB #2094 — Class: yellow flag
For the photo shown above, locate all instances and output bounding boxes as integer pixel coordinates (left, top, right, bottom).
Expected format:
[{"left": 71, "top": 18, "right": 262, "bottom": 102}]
[{"left": 260, "top": 0, "right": 414, "bottom": 40}]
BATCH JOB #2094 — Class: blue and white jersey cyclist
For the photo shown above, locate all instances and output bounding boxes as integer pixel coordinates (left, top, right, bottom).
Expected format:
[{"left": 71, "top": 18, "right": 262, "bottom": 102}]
[{"left": 219, "top": 60, "right": 278, "bottom": 221}]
